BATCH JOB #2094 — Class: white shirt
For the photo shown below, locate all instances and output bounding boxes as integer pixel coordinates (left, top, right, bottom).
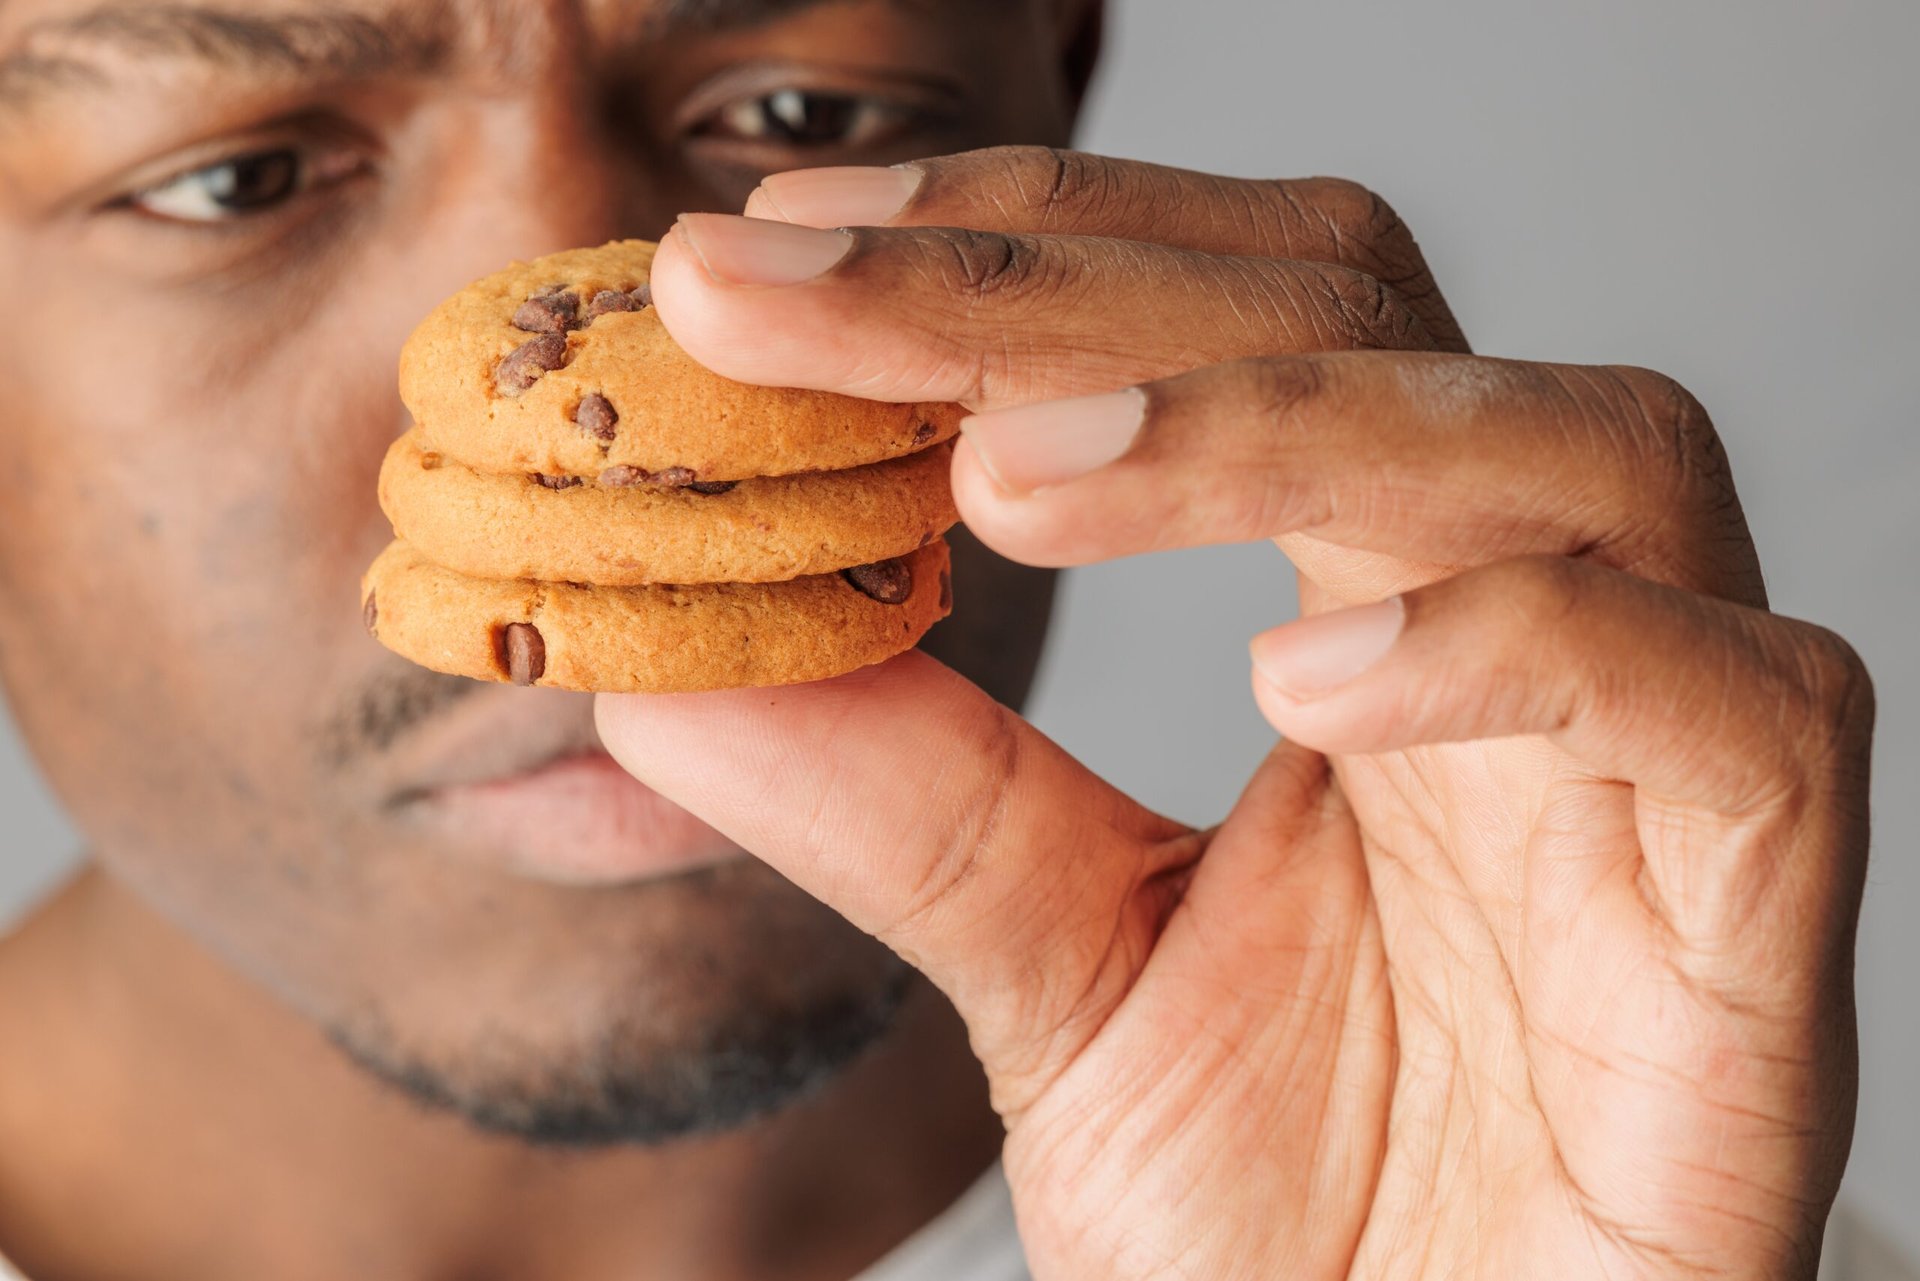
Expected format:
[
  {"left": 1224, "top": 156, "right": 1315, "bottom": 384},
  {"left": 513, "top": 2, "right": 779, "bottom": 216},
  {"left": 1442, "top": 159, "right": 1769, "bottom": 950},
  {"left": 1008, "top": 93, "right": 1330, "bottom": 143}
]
[
  {"left": 0, "top": 1163, "right": 1027, "bottom": 1281},
  {"left": 10, "top": 1166, "right": 1920, "bottom": 1278},
  {"left": 853, "top": 1162, "right": 1028, "bottom": 1281}
]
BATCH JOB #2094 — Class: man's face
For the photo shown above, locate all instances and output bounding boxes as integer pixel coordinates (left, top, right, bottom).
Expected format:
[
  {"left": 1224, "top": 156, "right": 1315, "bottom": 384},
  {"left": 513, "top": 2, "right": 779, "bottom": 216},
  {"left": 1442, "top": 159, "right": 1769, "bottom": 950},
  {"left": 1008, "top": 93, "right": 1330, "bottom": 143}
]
[{"left": 0, "top": 0, "right": 1075, "bottom": 1141}]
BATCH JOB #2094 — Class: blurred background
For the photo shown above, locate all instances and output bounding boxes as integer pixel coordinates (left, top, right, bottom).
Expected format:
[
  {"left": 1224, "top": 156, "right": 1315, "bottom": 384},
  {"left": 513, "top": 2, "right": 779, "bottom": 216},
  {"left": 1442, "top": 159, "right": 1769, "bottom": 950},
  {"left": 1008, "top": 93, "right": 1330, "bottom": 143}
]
[{"left": 3, "top": 0, "right": 1914, "bottom": 1269}]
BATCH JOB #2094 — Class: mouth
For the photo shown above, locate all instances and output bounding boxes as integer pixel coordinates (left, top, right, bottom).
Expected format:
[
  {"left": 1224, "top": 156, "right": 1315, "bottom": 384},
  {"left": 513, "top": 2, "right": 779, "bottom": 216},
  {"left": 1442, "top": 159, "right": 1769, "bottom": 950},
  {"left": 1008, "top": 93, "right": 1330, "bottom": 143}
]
[{"left": 381, "top": 691, "right": 741, "bottom": 886}]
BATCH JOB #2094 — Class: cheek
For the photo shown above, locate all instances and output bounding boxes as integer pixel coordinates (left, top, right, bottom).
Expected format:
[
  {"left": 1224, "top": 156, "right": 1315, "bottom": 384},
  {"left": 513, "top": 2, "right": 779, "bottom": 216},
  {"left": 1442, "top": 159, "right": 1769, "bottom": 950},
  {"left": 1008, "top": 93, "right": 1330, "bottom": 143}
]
[
  {"left": 0, "top": 288, "right": 402, "bottom": 840},
  {"left": 16, "top": 306, "right": 391, "bottom": 646}
]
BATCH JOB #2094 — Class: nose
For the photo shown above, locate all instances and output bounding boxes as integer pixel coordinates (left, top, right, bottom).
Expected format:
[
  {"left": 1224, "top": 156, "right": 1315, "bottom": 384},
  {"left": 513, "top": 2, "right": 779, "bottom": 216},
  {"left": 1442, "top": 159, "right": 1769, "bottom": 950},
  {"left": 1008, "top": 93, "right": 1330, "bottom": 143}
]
[
  {"left": 344, "top": 1, "right": 678, "bottom": 531},
  {"left": 422, "top": 97, "right": 636, "bottom": 276}
]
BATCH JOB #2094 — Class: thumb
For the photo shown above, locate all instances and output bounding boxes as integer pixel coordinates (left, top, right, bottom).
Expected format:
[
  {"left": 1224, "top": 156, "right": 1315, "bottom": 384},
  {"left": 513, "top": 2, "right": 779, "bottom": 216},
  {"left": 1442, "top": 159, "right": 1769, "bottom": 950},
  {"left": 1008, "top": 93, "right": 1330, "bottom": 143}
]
[{"left": 594, "top": 652, "right": 1195, "bottom": 1115}]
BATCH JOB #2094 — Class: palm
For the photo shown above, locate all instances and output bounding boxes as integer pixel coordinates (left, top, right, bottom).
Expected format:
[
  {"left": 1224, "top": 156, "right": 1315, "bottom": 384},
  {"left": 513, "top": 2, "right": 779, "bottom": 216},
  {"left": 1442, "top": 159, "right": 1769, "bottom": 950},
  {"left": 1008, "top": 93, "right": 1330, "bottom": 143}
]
[
  {"left": 1338, "top": 743, "right": 1790, "bottom": 1278},
  {"left": 1005, "top": 558, "right": 1844, "bottom": 1281}
]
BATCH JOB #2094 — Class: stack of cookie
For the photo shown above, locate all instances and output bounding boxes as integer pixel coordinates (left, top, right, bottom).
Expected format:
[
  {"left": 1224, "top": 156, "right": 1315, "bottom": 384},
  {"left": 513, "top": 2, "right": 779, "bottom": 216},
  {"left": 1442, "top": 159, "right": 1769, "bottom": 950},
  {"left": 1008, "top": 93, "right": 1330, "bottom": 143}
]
[{"left": 361, "top": 240, "right": 960, "bottom": 693}]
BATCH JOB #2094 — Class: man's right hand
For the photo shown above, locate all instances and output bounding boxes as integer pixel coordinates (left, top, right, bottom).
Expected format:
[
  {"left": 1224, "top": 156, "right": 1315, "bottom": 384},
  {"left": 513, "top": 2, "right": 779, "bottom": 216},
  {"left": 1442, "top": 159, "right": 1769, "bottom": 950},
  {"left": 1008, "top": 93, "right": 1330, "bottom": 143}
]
[{"left": 599, "top": 148, "right": 1871, "bottom": 1280}]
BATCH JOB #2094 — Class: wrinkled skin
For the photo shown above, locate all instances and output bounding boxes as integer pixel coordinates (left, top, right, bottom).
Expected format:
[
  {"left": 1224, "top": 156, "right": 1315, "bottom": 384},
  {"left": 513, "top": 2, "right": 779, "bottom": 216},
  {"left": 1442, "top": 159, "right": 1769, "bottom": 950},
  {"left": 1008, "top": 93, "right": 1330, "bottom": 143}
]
[
  {"left": 600, "top": 148, "right": 1873, "bottom": 1279},
  {"left": 0, "top": 0, "right": 1874, "bottom": 1275}
]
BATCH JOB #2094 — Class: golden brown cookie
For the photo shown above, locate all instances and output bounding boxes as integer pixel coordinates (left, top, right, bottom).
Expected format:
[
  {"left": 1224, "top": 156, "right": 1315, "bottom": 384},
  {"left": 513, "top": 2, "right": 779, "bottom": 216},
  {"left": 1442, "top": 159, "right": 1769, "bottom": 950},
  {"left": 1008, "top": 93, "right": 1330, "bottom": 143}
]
[
  {"left": 379, "top": 429, "right": 958, "bottom": 587},
  {"left": 399, "top": 239, "right": 961, "bottom": 482},
  {"left": 361, "top": 539, "right": 952, "bottom": 694}
]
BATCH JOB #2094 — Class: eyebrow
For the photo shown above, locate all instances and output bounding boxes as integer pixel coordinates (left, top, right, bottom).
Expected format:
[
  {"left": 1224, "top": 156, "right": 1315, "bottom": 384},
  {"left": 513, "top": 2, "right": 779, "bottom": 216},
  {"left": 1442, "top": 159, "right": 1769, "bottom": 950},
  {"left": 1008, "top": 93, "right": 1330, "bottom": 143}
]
[
  {"left": 0, "top": 4, "right": 455, "bottom": 113},
  {"left": 653, "top": 0, "right": 910, "bottom": 26},
  {"left": 0, "top": 0, "right": 912, "bottom": 114}
]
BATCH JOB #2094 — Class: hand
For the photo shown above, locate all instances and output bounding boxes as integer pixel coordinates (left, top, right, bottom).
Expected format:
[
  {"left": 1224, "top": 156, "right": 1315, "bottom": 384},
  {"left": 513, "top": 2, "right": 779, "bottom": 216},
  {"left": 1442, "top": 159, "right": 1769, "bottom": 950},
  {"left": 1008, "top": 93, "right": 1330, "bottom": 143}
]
[{"left": 596, "top": 149, "right": 1873, "bottom": 1279}]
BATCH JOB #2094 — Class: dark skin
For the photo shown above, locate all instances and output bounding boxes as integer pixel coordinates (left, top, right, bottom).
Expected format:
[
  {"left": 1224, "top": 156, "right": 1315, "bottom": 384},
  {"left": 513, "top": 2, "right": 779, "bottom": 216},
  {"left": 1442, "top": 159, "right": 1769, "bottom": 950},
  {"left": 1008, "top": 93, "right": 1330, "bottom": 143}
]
[
  {"left": 0, "top": 1, "right": 1088, "bottom": 1277},
  {"left": 600, "top": 158, "right": 1871, "bottom": 1276},
  {"left": 0, "top": 0, "right": 1878, "bottom": 1277}
]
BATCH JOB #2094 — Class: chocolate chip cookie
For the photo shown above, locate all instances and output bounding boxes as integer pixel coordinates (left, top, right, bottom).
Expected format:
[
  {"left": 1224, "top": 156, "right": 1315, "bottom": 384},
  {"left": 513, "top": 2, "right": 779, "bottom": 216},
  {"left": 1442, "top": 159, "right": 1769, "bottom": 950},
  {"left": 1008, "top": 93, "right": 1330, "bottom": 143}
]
[
  {"left": 379, "top": 430, "right": 957, "bottom": 587},
  {"left": 367, "top": 238, "right": 961, "bottom": 692},
  {"left": 399, "top": 239, "right": 960, "bottom": 482},
  {"left": 361, "top": 540, "right": 952, "bottom": 694}
]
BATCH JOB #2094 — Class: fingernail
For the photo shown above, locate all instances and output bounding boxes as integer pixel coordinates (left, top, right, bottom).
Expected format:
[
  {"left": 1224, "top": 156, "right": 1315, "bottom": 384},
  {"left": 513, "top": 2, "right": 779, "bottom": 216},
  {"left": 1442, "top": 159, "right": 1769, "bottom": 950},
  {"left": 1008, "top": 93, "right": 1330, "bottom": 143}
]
[
  {"left": 674, "top": 213, "right": 853, "bottom": 286},
  {"left": 959, "top": 388, "right": 1148, "bottom": 494},
  {"left": 746, "top": 165, "right": 923, "bottom": 227},
  {"left": 1250, "top": 597, "right": 1406, "bottom": 698}
]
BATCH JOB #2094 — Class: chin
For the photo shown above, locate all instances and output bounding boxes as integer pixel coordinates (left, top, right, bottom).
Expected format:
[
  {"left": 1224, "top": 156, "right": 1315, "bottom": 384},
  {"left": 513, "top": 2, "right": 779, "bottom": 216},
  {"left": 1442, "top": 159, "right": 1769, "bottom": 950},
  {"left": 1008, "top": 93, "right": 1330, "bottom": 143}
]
[{"left": 306, "top": 853, "right": 917, "bottom": 1148}]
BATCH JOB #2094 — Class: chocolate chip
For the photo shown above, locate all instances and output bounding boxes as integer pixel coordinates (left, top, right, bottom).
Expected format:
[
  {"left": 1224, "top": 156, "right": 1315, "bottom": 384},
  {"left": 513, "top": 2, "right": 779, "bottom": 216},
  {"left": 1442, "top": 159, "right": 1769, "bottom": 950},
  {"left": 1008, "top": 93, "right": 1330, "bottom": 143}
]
[
  {"left": 598, "top": 464, "right": 650, "bottom": 487},
  {"left": 912, "top": 420, "right": 937, "bottom": 446},
  {"left": 585, "top": 289, "right": 639, "bottom": 320},
  {"left": 687, "top": 480, "right": 738, "bottom": 495},
  {"left": 362, "top": 591, "right": 378, "bottom": 635},
  {"left": 574, "top": 392, "right": 619, "bottom": 442},
  {"left": 843, "top": 558, "right": 913, "bottom": 605},
  {"left": 532, "top": 473, "right": 582, "bottom": 490},
  {"left": 512, "top": 289, "right": 580, "bottom": 334},
  {"left": 597, "top": 463, "right": 702, "bottom": 488},
  {"left": 630, "top": 282, "right": 653, "bottom": 308},
  {"left": 937, "top": 569, "right": 952, "bottom": 611},
  {"left": 497, "top": 622, "right": 546, "bottom": 686},
  {"left": 496, "top": 333, "right": 569, "bottom": 395}
]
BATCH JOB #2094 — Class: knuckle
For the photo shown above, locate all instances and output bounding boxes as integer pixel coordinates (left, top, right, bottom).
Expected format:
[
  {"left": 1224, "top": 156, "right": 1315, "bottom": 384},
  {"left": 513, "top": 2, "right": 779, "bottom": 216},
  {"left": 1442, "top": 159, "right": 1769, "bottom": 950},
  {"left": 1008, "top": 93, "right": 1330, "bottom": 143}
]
[
  {"left": 1604, "top": 365, "right": 1735, "bottom": 491},
  {"left": 1295, "top": 177, "right": 1430, "bottom": 281},
  {"left": 924, "top": 227, "right": 1056, "bottom": 305},
  {"left": 1492, "top": 554, "right": 1592, "bottom": 629},
  {"left": 1789, "top": 624, "right": 1877, "bottom": 745},
  {"left": 1126, "top": 358, "right": 1333, "bottom": 543},
  {"left": 1304, "top": 263, "right": 1430, "bottom": 351},
  {"left": 1277, "top": 177, "right": 1469, "bottom": 350},
  {"left": 1710, "top": 613, "right": 1875, "bottom": 808},
  {"left": 887, "top": 704, "right": 1024, "bottom": 943},
  {"left": 1233, "top": 354, "right": 1330, "bottom": 427},
  {"left": 969, "top": 145, "right": 1118, "bottom": 229},
  {"left": 1590, "top": 364, "right": 1760, "bottom": 594},
  {"left": 1286, "top": 176, "right": 1379, "bottom": 234},
  {"left": 1031, "top": 146, "right": 1103, "bottom": 217}
]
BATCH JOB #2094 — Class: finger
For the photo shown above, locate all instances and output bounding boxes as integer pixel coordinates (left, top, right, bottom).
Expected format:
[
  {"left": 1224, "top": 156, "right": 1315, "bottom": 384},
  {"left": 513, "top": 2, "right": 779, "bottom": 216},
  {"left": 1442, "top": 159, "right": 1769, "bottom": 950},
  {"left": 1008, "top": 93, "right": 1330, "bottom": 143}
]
[
  {"left": 744, "top": 147, "right": 1468, "bottom": 351},
  {"left": 593, "top": 654, "right": 1201, "bottom": 1116},
  {"left": 951, "top": 351, "right": 1766, "bottom": 604},
  {"left": 1245, "top": 555, "right": 1874, "bottom": 942},
  {"left": 648, "top": 213, "right": 1434, "bottom": 410}
]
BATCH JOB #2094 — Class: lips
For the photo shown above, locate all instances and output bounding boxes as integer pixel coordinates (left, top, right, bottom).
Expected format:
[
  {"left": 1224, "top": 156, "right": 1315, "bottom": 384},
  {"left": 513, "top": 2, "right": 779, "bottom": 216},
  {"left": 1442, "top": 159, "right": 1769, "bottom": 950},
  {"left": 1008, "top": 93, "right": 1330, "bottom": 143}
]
[{"left": 376, "top": 686, "right": 740, "bottom": 886}]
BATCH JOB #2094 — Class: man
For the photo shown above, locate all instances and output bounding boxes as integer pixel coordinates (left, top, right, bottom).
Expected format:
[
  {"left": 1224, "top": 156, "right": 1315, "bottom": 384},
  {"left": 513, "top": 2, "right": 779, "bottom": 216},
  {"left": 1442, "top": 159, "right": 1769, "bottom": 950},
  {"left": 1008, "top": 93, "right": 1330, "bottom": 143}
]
[{"left": 0, "top": 0, "right": 1875, "bottom": 1278}]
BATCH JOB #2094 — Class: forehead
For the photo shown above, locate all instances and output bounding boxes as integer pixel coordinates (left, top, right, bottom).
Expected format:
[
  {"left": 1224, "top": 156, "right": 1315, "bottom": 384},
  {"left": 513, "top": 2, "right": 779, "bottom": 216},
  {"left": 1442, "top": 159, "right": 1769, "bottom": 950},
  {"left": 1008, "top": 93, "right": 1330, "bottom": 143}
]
[
  {"left": 0, "top": 0, "right": 1023, "bottom": 107},
  {"left": 0, "top": 0, "right": 1000, "bottom": 48}
]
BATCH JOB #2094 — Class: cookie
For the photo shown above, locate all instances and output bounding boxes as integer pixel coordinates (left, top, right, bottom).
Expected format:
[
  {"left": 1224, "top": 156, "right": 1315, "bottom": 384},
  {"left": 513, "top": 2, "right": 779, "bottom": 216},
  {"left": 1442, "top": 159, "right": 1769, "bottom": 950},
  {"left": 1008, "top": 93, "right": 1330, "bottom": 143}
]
[
  {"left": 379, "top": 429, "right": 958, "bottom": 587},
  {"left": 361, "top": 538, "right": 953, "bottom": 694},
  {"left": 399, "top": 239, "right": 962, "bottom": 482}
]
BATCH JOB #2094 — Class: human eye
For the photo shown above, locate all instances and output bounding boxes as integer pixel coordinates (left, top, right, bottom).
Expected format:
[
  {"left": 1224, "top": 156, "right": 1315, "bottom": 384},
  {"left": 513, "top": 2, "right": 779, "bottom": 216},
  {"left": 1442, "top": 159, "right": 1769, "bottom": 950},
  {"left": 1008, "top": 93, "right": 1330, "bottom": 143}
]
[
  {"left": 694, "top": 88, "right": 919, "bottom": 149},
  {"left": 116, "top": 140, "right": 370, "bottom": 225},
  {"left": 64, "top": 116, "right": 385, "bottom": 285}
]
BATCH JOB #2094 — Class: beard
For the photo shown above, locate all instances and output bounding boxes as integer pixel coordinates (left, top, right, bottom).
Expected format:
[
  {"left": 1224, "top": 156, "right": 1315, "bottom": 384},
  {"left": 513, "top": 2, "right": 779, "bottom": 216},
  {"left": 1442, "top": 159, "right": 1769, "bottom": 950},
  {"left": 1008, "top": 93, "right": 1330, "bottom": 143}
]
[
  {"left": 314, "top": 858, "right": 916, "bottom": 1148},
  {"left": 289, "top": 653, "right": 927, "bottom": 1149},
  {"left": 327, "top": 958, "right": 912, "bottom": 1146}
]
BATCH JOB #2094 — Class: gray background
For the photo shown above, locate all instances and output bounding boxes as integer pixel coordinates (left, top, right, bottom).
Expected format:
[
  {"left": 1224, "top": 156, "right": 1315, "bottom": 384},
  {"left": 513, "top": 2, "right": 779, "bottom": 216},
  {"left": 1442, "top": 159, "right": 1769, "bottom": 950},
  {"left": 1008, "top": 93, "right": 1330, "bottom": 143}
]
[{"left": 3, "top": 0, "right": 1915, "bottom": 1263}]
